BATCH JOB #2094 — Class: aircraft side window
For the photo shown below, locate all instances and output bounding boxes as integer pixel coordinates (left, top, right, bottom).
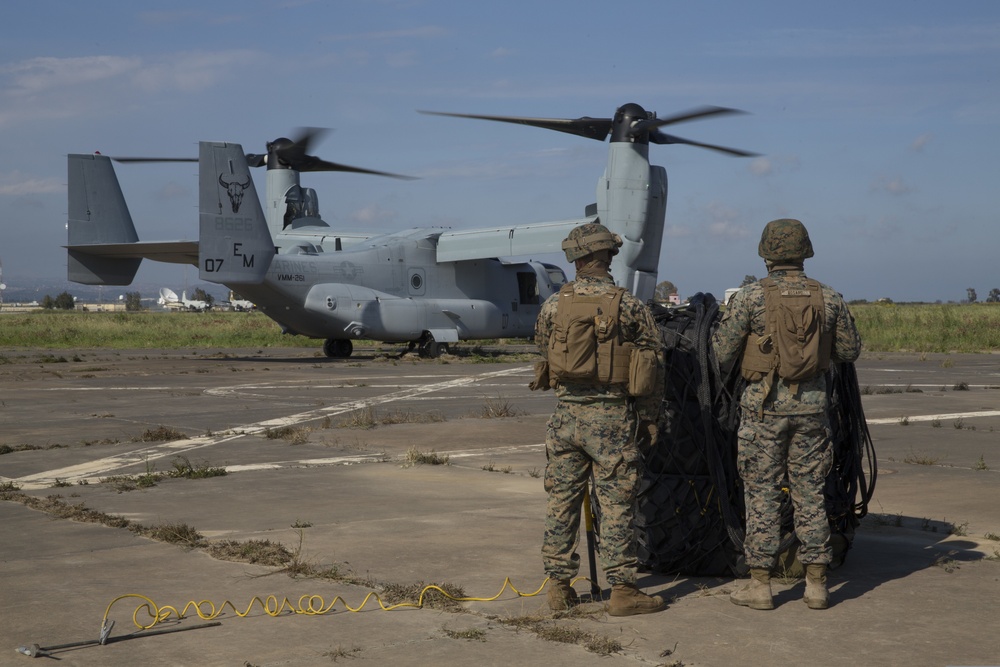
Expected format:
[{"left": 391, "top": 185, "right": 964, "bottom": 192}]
[{"left": 517, "top": 272, "right": 539, "bottom": 305}]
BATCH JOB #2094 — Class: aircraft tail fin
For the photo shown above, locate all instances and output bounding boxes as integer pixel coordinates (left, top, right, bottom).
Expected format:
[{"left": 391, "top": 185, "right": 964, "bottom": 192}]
[
  {"left": 67, "top": 154, "right": 142, "bottom": 285},
  {"left": 198, "top": 141, "right": 275, "bottom": 285}
]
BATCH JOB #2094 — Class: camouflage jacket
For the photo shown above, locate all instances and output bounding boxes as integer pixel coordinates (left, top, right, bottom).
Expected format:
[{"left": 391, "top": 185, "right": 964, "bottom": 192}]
[
  {"left": 535, "top": 272, "right": 663, "bottom": 422},
  {"left": 712, "top": 268, "right": 862, "bottom": 415}
]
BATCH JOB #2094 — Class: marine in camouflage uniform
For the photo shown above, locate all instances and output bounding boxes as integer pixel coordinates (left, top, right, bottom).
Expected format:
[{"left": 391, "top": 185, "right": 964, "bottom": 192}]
[
  {"left": 712, "top": 218, "right": 861, "bottom": 610},
  {"left": 534, "top": 222, "right": 665, "bottom": 616}
]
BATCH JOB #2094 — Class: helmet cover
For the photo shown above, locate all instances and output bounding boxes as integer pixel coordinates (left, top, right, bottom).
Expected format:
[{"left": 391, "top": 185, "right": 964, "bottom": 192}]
[
  {"left": 562, "top": 221, "right": 623, "bottom": 262},
  {"left": 758, "top": 218, "right": 814, "bottom": 262}
]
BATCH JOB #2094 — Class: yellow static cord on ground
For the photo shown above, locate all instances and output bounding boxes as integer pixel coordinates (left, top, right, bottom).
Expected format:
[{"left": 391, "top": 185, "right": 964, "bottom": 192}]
[{"left": 103, "top": 577, "right": 599, "bottom": 631}]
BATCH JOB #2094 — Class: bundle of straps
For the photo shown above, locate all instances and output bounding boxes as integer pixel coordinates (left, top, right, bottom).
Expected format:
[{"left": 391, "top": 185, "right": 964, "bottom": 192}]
[{"left": 636, "top": 293, "right": 877, "bottom": 576}]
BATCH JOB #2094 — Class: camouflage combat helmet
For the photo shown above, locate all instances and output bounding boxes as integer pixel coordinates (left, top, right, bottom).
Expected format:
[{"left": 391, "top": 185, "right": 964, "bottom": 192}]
[
  {"left": 562, "top": 220, "right": 623, "bottom": 262},
  {"left": 757, "top": 218, "right": 814, "bottom": 262}
]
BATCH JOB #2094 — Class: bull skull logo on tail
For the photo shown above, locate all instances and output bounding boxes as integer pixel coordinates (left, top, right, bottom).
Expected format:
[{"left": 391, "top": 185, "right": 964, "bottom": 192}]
[{"left": 219, "top": 173, "right": 253, "bottom": 213}]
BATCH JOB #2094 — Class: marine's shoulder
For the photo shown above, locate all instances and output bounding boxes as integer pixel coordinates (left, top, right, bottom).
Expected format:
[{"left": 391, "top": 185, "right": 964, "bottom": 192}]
[
  {"left": 572, "top": 276, "right": 617, "bottom": 294},
  {"left": 729, "top": 282, "right": 765, "bottom": 309}
]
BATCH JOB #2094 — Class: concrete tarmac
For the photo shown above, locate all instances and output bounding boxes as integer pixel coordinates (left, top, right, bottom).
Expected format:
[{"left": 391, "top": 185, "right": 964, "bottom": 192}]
[{"left": 1, "top": 347, "right": 998, "bottom": 666}]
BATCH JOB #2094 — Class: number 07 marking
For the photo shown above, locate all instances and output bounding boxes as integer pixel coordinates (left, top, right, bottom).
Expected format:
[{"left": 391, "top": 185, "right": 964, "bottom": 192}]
[{"left": 204, "top": 258, "right": 225, "bottom": 272}]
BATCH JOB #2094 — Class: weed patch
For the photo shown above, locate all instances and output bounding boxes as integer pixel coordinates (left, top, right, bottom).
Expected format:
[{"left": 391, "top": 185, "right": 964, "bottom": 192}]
[
  {"left": 100, "top": 472, "right": 162, "bottom": 493},
  {"left": 321, "top": 646, "right": 363, "bottom": 661},
  {"left": 494, "top": 614, "right": 622, "bottom": 656},
  {"left": 339, "top": 405, "right": 445, "bottom": 429},
  {"left": 168, "top": 456, "right": 227, "bottom": 479},
  {"left": 208, "top": 539, "right": 293, "bottom": 566},
  {"left": 0, "top": 443, "right": 67, "bottom": 456},
  {"left": 264, "top": 425, "right": 310, "bottom": 444},
  {"left": 480, "top": 395, "right": 521, "bottom": 418},
  {"left": 443, "top": 627, "right": 487, "bottom": 641},
  {"left": 904, "top": 450, "right": 940, "bottom": 466},
  {"left": 404, "top": 446, "right": 450, "bottom": 466},
  {"left": 133, "top": 522, "right": 205, "bottom": 547},
  {"left": 133, "top": 426, "right": 186, "bottom": 443}
]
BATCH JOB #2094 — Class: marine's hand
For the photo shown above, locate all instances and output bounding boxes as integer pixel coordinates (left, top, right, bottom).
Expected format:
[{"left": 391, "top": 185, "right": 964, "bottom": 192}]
[{"left": 636, "top": 419, "right": 659, "bottom": 453}]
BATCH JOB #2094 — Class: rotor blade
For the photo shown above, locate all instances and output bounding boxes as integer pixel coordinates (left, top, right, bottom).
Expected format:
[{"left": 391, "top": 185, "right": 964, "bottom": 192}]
[
  {"left": 419, "top": 110, "right": 612, "bottom": 142},
  {"left": 110, "top": 157, "right": 198, "bottom": 163},
  {"left": 297, "top": 156, "right": 418, "bottom": 180},
  {"left": 285, "top": 127, "right": 330, "bottom": 158},
  {"left": 648, "top": 131, "right": 759, "bottom": 157},
  {"left": 629, "top": 106, "right": 748, "bottom": 136}
]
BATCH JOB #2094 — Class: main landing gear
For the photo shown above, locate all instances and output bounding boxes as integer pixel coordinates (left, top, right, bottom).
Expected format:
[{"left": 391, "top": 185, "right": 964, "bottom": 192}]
[
  {"left": 323, "top": 338, "right": 353, "bottom": 358},
  {"left": 409, "top": 333, "right": 449, "bottom": 358}
]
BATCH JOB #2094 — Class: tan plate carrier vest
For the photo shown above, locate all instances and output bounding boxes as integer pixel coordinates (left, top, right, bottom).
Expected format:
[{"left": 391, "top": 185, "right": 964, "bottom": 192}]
[
  {"left": 740, "top": 277, "right": 833, "bottom": 400},
  {"left": 545, "top": 282, "right": 658, "bottom": 396}
]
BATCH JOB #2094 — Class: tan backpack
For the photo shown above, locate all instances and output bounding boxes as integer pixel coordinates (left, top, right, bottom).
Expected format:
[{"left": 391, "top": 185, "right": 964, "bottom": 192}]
[
  {"left": 741, "top": 277, "right": 832, "bottom": 387},
  {"left": 547, "top": 283, "right": 629, "bottom": 383}
]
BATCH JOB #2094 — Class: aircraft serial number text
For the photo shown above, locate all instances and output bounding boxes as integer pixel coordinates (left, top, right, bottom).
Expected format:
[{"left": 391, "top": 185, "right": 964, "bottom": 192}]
[{"left": 214, "top": 217, "right": 253, "bottom": 231}]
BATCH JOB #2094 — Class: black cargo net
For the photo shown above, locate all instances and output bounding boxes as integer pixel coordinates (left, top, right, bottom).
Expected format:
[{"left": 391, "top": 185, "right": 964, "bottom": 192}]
[{"left": 636, "top": 293, "right": 877, "bottom": 577}]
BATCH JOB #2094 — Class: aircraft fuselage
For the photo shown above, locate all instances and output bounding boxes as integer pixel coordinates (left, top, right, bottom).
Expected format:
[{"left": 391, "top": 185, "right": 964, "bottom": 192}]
[{"left": 232, "top": 229, "right": 561, "bottom": 342}]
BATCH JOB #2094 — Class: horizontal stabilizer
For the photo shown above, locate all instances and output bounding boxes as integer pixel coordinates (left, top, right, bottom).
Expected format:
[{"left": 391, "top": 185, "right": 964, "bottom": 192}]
[
  {"left": 67, "top": 251, "right": 140, "bottom": 285},
  {"left": 436, "top": 217, "right": 596, "bottom": 262},
  {"left": 64, "top": 240, "right": 199, "bottom": 265}
]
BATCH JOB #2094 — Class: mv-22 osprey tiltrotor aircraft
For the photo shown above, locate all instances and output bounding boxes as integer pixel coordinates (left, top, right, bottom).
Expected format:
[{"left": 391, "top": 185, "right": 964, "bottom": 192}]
[{"left": 66, "top": 103, "right": 754, "bottom": 358}]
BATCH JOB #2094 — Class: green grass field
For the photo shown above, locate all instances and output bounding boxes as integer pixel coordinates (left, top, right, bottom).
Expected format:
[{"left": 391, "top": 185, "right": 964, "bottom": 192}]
[{"left": 0, "top": 303, "right": 997, "bottom": 353}]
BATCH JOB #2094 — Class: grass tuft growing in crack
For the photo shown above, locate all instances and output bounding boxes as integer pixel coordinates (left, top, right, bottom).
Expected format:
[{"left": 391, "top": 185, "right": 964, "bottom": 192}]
[
  {"left": 208, "top": 539, "right": 294, "bottom": 566},
  {"left": 404, "top": 446, "right": 450, "bottom": 466}
]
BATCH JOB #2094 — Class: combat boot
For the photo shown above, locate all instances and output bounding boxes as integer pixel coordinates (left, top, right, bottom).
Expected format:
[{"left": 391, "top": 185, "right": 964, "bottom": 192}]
[
  {"left": 803, "top": 563, "right": 829, "bottom": 609},
  {"left": 547, "top": 578, "right": 580, "bottom": 611},
  {"left": 607, "top": 584, "right": 666, "bottom": 616},
  {"left": 730, "top": 568, "right": 774, "bottom": 610}
]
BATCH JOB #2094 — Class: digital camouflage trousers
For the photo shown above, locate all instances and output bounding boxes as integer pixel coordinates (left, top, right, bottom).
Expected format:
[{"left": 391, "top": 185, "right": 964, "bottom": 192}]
[
  {"left": 542, "top": 400, "right": 640, "bottom": 586},
  {"left": 737, "top": 411, "right": 833, "bottom": 569}
]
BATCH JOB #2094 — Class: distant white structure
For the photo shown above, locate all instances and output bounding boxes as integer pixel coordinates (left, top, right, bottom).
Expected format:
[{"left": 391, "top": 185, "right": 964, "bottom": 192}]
[
  {"left": 158, "top": 288, "right": 209, "bottom": 312},
  {"left": 724, "top": 288, "right": 740, "bottom": 306}
]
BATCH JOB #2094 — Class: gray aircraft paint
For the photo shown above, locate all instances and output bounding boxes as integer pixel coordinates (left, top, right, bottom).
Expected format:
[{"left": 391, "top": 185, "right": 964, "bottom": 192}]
[{"left": 63, "top": 103, "right": 752, "bottom": 356}]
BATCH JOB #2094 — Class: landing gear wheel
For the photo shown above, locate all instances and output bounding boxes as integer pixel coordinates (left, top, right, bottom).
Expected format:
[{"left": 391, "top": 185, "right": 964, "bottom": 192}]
[
  {"left": 419, "top": 341, "right": 449, "bottom": 359},
  {"left": 323, "top": 338, "right": 353, "bottom": 358}
]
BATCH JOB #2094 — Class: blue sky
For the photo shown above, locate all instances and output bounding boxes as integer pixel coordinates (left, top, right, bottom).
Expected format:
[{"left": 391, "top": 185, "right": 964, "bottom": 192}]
[{"left": 1, "top": 0, "right": 997, "bottom": 302}]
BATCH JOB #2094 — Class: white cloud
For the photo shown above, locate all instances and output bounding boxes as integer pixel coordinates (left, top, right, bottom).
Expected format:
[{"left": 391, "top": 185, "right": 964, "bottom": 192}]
[
  {"left": 349, "top": 203, "right": 397, "bottom": 225},
  {"left": 860, "top": 215, "right": 902, "bottom": 240},
  {"left": 749, "top": 157, "right": 772, "bottom": 176},
  {"left": 664, "top": 225, "right": 694, "bottom": 238},
  {"left": 132, "top": 50, "right": 263, "bottom": 93},
  {"left": 323, "top": 26, "right": 448, "bottom": 42},
  {"left": 871, "top": 176, "right": 912, "bottom": 195},
  {"left": 0, "top": 171, "right": 64, "bottom": 196},
  {"left": 911, "top": 133, "right": 932, "bottom": 152},
  {"left": 702, "top": 202, "right": 749, "bottom": 240},
  {"left": 385, "top": 50, "right": 419, "bottom": 68},
  {"left": 3, "top": 56, "right": 140, "bottom": 95},
  {"left": 748, "top": 154, "right": 800, "bottom": 177},
  {"left": 154, "top": 182, "right": 191, "bottom": 201},
  {"left": 713, "top": 24, "right": 1000, "bottom": 59},
  {"left": 0, "top": 50, "right": 266, "bottom": 126}
]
